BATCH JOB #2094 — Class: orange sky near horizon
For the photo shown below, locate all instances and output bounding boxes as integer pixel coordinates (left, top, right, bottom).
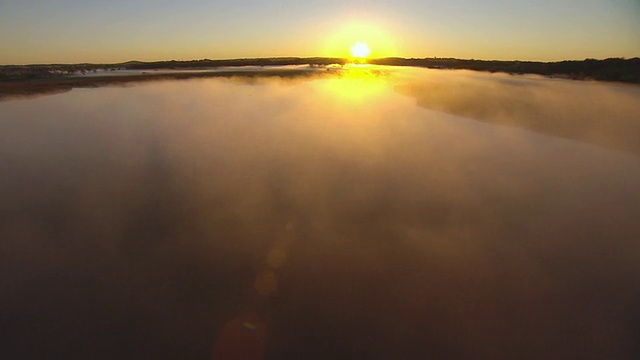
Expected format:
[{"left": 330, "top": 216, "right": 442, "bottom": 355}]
[{"left": 0, "top": 0, "right": 638, "bottom": 65}]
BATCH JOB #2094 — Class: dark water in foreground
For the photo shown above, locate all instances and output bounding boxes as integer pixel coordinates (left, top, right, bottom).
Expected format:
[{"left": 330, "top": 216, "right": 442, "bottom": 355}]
[{"left": 1, "top": 67, "right": 640, "bottom": 359}]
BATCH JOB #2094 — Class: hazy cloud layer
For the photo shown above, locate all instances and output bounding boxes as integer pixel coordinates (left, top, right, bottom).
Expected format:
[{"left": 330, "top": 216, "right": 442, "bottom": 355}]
[
  {"left": 1, "top": 69, "right": 639, "bottom": 359},
  {"left": 396, "top": 69, "right": 640, "bottom": 155}
]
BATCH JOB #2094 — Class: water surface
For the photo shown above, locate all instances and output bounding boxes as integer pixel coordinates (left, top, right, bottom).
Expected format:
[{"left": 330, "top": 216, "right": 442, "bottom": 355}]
[{"left": 1, "top": 67, "right": 639, "bottom": 359}]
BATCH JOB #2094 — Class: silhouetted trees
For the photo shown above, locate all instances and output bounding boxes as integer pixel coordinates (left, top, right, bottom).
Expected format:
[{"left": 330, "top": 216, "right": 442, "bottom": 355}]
[
  {"left": 1, "top": 57, "right": 638, "bottom": 84},
  {"left": 370, "top": 57, "right": 640, "bottom": 83}
]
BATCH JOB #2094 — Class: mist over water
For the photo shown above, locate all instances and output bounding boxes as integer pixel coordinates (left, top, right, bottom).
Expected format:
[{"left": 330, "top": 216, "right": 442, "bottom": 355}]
[{"left": 1, "top": 67, "right": 639, "bottom": 359}]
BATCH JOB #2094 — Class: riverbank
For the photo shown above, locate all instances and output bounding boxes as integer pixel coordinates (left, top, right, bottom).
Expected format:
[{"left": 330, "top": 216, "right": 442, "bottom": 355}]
[{"left": 0, "top": 68, "right": 326, "bottom": 100}]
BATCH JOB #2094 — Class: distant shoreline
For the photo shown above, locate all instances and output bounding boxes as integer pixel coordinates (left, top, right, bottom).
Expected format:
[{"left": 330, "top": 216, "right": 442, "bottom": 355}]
[
  {"left": 1, "top": 58, "right": 639, "bottom": 100},
  {"left": 2, "top": 57, "right": 639, "bottom": 83},
  {"left": 0, "top": 68, "right": 330, "bottom": 100}
]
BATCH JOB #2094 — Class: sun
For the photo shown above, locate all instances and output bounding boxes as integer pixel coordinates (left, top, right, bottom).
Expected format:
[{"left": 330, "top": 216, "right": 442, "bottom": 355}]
[
  {"left": 351, "top": 42, "right": 371, "bottom": 59},
  {"left": 321, "top": 21, "right": 397, "bottom": 59}
]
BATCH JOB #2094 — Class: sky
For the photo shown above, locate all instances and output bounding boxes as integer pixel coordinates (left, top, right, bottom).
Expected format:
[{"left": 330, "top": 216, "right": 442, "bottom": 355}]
[{"left": 0, "top": 0, "right": 639, "bottom": 64}]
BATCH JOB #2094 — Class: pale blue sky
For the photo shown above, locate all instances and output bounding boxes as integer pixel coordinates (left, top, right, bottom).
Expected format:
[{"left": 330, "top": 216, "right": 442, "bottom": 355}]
[{"left": 0, "top": 0, "right": 638, "bottom": 64}]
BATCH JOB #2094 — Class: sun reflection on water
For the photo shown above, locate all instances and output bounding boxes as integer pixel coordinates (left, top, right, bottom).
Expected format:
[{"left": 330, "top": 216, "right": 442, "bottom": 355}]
[{"left": 320, "top": 64, "right": 391, "bottom": 103}]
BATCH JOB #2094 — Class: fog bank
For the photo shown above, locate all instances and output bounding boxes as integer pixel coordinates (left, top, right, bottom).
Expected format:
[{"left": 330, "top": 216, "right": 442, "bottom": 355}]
[{"left": 1, "top": 68, "right": 639, "bottom": 359}]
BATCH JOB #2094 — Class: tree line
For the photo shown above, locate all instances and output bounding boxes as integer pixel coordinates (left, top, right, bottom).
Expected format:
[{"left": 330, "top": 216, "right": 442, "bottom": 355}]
[{"left": 1, "top": 57, "right": 638, "bottom": 84}]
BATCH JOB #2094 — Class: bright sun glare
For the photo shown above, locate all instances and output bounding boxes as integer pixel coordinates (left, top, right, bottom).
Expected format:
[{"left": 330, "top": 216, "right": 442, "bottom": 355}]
[{"left": 351, "top": 42, "right": 371, "bottom": 58}]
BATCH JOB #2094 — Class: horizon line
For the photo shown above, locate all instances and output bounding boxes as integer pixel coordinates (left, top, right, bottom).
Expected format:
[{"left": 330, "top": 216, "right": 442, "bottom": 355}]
[{"left": 2, "top": 55, "right": 639, "bottom": 67}]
